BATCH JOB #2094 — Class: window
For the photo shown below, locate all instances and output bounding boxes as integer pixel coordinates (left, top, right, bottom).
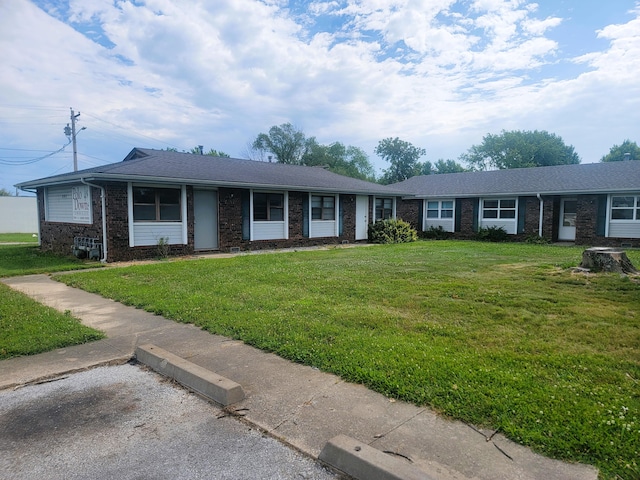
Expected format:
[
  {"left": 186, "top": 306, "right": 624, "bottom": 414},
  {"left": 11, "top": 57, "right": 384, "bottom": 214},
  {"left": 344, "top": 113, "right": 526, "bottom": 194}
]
[
  {"left": 311, "top": 195, "right": 335, "bottom": 220},
  {"left": 482, "top": 199, "right": 516, "bottom": 219},
  {"left": 427, "top": 200, "right": 453, "bottom": 219},
  {"left": 254, "top": 192, "right": 284, "bottom": 221},
  {"left": 611, "top": 196, "right": 640, "bottom": 220},
  {"left": 133, "top": 187, "right": 181, "bottom": 221},
  {"left": 375, "top": 197, "right": 393, "bottom": 220}
]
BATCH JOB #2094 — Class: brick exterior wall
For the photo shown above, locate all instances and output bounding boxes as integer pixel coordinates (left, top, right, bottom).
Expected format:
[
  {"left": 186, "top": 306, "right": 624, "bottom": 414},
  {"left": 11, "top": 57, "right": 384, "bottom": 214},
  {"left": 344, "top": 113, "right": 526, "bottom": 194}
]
[
  {"left": 38, "top": 182, "right": 638, "bottom": 261},
  {"left": 396, "top": 199, "right": 421, "bottom": 230},
  {"left": 217, "top": 188, "right": 357, "bottom": 253},
  {"left": 457, "top": 198, "right": 477, "bottom": 238},
  {"left": 38, "top": 186, "right": 103, "bottom": 257}
]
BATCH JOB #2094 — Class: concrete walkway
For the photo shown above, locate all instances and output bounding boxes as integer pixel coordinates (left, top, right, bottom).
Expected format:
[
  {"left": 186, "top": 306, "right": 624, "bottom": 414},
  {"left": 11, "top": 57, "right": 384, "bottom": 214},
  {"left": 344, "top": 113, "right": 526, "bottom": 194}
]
[{"left": 1, "top": 274, "right": 598, "bottom": 480}]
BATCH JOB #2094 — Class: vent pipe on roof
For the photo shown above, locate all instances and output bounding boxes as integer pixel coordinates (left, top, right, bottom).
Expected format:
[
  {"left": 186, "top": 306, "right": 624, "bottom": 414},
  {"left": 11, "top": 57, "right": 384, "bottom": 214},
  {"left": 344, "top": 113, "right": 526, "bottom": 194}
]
[
  {"left": 268, "top": 155, "right": 272, "bottom": 163},
  {"left": 198, "top": 145, "right": 204, "bottom": 155},
  {"left": 624, "top": 152, "right": 631, "bottom": 161}
]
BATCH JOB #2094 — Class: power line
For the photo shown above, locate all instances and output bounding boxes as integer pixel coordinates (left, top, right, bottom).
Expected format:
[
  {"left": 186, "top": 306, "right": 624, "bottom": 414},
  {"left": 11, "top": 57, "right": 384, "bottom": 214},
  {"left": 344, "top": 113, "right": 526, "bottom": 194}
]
[{"left": 0, "top": 140, "right": 71, "bottom": 165}]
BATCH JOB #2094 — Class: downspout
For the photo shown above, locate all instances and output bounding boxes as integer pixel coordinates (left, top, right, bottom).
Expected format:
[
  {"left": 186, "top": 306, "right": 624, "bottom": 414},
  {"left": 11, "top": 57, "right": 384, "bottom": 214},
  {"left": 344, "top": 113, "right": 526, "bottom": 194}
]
[
  {"left": 81, "top": 179, "right": 107, "bottom": 263},
  {"left": 536, "top": 193, "right": 544, "bottom": 237}
]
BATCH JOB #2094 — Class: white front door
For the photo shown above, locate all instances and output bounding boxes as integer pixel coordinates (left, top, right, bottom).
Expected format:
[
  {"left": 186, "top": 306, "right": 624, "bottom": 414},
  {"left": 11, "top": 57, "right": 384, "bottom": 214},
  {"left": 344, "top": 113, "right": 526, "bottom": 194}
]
[
  {"left": 558, "top": 198, "right": 577, "bottom": 241},
  {"left": 194, "top": 190, "right": 218, "bottom": 250},
  {"left": 355, "top": 195, "right": 369, "bottom": 240}
]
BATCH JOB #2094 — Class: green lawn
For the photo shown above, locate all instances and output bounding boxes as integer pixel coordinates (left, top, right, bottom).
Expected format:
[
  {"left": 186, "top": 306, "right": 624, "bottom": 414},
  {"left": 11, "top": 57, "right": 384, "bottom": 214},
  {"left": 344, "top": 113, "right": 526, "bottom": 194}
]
[
  {"left": 0, "top": 283, "right": 105, "bottom": 359},
  {"left": 0, "top": 244, "right": 105, "bottom": 360},
  {"left": 56, "top": 241, "right": 639, "bottom": 479},
  {"left": 0, "top": 233, "right": 39, "bottom": 243},
  {"left": 0, "top": 244, "right": 101, "bottom": 277}
]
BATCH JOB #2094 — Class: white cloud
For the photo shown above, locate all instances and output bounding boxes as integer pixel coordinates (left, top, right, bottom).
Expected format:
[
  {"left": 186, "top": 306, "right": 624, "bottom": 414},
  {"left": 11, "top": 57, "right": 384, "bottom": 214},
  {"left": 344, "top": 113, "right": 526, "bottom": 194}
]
[{"left": 1, "top": 0, "right": 639, "bottom": 191}]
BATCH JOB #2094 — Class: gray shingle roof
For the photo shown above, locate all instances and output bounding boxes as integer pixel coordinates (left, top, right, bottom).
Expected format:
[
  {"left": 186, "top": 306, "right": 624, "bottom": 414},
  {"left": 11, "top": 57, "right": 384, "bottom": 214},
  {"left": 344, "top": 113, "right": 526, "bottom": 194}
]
[
  {"left": 17, "top": 148, "right": 403, "bottom": 196},
  {"left": 393, "top": 161, "right": 640, "bottom": 197}
]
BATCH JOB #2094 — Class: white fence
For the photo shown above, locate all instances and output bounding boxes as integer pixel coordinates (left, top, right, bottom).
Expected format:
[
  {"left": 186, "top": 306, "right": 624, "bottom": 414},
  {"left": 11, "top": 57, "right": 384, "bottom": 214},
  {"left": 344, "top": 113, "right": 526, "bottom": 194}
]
[{"left": 0, "top": 197, "right": 38, "bottom": 233}]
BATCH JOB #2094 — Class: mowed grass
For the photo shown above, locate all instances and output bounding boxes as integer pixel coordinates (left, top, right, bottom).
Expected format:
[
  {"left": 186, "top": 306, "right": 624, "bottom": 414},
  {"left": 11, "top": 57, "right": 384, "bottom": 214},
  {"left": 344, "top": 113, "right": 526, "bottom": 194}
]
[
  {"left": 57, "top": 241, "right": 640, "bottom": 479},
  {"left": 0, "top": 244, "right": 101, "bottom": 277},
  {"left": 0, "top": 283, "right": 104, "bottom": 359},
  {"left": 0, "top": 233, "right": 39, "bottom": 243},
  {"left": 0, "top": 244, "right": 105, "bottom": 359}
]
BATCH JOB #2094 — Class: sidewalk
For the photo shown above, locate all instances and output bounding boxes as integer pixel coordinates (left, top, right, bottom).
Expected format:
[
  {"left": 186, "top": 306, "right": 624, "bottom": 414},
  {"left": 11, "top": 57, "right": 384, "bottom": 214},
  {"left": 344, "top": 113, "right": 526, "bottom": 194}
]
[{"left": 1, "top": 274, "right": 598, "bottom": 480}]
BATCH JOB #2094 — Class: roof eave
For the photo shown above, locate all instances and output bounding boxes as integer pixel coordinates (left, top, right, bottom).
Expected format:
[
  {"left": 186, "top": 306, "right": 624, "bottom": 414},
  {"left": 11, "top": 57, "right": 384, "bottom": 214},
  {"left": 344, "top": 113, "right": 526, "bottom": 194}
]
[{"left": 17, "top": 173, "right": 402, "bottom": 196}]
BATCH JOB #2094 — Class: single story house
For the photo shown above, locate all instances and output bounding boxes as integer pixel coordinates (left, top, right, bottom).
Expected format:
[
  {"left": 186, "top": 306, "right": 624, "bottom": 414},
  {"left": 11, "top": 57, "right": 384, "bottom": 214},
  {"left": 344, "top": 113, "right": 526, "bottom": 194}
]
[
  {"left": 16, "top": 148, "right": 404, "bottom": 262},
  {"left": 393, "top": 160, "right": 640, "bottom": 247}
]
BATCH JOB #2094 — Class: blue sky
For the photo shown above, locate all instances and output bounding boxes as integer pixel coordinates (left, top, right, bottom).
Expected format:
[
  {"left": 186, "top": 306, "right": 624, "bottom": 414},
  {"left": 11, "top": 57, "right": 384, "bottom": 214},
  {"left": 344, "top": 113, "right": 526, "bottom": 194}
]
[{"left": 1, "top": 0, "right": 639, "bottom": 193}]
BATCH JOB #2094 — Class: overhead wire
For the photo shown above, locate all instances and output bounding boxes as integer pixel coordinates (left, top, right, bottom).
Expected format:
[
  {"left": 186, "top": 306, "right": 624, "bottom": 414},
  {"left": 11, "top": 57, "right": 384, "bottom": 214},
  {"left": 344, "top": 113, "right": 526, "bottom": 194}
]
[{"left": 0, "top": 139, "right": 72, "bottom": 165}]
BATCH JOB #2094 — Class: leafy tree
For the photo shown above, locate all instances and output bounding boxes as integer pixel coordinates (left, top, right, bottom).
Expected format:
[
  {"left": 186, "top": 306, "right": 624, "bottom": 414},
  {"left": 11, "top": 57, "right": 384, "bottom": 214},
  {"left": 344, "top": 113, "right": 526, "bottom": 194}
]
[
  {"left": 189, "top": 146, "right": 230, "bottom": 157},
  {"left": 252, "top": 123, "right": 309, "bottom": 165},
  {"left": 418, "top": 161, "right": 434, "bottom": 175},
  {"left": 375, "top": 137, "right": 426, "bottom": 184},
  {"left": 460, "top": 130, "right": 580, "bottom": 170},
  {"left": 433, "top": 159, "right": 467, "bottom": 174},
  {"left": 302, "top": 140, "right": 376, "bottom": 181},
  {"left": 600, "top": 140, "right": 640, "bottom": 162},
  {"left": 0, "top": 188, "right": 12, "bottom": 196}
]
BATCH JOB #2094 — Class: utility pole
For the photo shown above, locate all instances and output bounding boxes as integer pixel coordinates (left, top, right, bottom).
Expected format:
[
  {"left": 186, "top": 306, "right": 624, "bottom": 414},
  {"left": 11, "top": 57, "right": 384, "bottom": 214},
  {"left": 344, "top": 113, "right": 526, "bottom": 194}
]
[{"left": 70, "top": 108, "right": 80, "bottom": 172}]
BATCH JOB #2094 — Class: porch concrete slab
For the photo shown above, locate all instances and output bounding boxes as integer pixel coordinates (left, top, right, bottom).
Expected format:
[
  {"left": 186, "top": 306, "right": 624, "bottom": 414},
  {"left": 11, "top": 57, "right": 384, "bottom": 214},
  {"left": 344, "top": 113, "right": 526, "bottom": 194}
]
[{"left": 1, "top": 274, "right": 599, "bottom": 480}]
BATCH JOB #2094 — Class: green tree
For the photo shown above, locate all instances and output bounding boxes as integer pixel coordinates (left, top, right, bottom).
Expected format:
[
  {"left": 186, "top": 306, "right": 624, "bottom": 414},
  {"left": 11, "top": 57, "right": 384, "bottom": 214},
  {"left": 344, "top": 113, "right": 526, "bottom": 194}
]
[
  {"left": 252, "top": 123, "right": 309, "bottom": 165},
  {"left": 302, "top": 140, "right": 376, "bottom": 181},
  {"left": 188, "top": 146, "right": 230, "bottom": 157},
  {"left": 600, "top": 139, "right": 640, "bottom": 162},
  {"left": 0, "top": 188, "right": 12, "bottom": 196},
  {"left": 433, "top": 159, "right": 467, "bottom": 174},
  {"left": 460, "top": 130, "right": 580, "bottom": 170},
  {"left": 375, "top": 137, "right": 426, "bottom": 184}
]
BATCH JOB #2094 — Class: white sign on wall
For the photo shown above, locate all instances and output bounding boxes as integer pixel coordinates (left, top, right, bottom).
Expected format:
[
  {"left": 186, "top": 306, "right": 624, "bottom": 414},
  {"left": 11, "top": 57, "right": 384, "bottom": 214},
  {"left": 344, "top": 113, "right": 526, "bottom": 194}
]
[{"left": 72, "top": 185, "right": 91, "bottom": 223}]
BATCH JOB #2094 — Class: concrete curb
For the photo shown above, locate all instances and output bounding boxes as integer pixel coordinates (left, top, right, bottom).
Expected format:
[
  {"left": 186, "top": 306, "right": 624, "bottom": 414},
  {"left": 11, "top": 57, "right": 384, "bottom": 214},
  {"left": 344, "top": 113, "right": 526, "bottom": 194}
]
[
  {"left": 319, "top": 434, "right": 434, "bottom": 480},
  {"left": 135, "top": 344, "right": 245, "bottom": 406}
]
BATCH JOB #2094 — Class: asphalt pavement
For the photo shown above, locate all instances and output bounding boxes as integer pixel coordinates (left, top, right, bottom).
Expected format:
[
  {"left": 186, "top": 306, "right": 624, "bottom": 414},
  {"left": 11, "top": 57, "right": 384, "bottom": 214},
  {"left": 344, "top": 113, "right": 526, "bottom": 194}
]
[{"left": 0, "top": 364, "right": 340, "bottom": 480}]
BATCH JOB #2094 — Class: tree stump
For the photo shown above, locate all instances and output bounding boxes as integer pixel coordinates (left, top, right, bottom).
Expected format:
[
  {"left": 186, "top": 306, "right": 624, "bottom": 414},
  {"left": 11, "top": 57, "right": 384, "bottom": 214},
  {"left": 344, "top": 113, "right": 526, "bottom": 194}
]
[{"left": 579, "top": 247, "right": 638, "bottom": 274}]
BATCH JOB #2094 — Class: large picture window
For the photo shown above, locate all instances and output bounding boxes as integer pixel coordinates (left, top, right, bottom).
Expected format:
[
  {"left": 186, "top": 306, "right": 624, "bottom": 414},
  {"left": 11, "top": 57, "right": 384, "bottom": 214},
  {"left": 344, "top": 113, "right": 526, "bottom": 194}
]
[
  {"left": 133, "top": 187, "right": 181, "bottom": 221},
  {"left": 375, "top": 197, "right": 393, "bottom": 220},
  {"left": 427, "top": 200, "right": 453, "bottom": 219},
  {"left": 254, "top": 192, "right": 284, "bottom": 221},
  {"left": 482, "top": 199, "right": 516, "bottom": 219},
  {"left": 611, "top": 196, "right": 640, "bottom": 220},
  {"left": 311, "top": 195, "right": 335, "bottom": 220}
]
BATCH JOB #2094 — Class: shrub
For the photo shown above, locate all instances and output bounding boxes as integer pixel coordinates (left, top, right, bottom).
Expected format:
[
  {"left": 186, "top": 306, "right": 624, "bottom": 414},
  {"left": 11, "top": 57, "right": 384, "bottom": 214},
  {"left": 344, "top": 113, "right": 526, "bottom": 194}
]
[
  {"left": 156, "top": 237, "right": 170, "bottom": 258},
  {"left": 421, "top": 226, "right": 452, "bottom": 240},
  {"left": 525, "top": 234, "right": 550, "bottom": 244},
  {"left": 368, "top": 219, "right": 418, "bottom": 244},
  {"left": 475, "top": 226, "right": 508, "bottom": 242}
]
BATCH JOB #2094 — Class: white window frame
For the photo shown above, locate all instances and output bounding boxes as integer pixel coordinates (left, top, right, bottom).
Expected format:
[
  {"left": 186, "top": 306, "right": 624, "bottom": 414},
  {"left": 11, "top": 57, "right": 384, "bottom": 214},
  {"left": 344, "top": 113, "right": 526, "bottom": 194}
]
[
  {"left": 309, "top": 193, "right": 339, "bottom": 238},
  {"left": 479, "top": 197, "right": 518, "bottom": 234},
  {"left": 610, "top": 195, "right": 640, "bottom": 221},
  {"left": 424, "top": 199, "right": 455, "bottom": 232},
  {"left": 127, "top": 183, "right": 187, "bottom": 247},
  {"left": 373, "top": 196, "right": 396, "bottom": 222},
  {"left": 250, "top": 190, "right": 289, "bottom": 241},
  {"left": 607, "top": 194, "right": 640, "bottom": 239}
]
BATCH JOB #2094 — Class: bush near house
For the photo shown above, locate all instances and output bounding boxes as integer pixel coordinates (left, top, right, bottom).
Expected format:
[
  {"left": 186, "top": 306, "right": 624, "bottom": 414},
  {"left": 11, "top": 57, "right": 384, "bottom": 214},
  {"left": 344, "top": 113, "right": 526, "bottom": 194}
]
[
  {"left": 475, "top": 225, "right": 509, "bottom": 242},
  {"left": 368, "top": 218, "right": 418, "bottom": 244}
]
